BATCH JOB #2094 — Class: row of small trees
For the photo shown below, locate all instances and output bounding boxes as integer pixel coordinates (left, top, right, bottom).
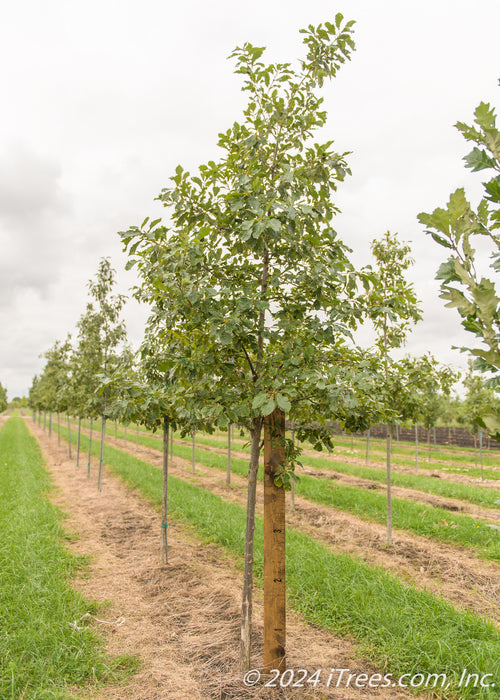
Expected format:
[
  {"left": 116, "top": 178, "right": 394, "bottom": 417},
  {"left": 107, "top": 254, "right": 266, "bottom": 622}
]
[
  {"left": 29, "top": 258, "right": 129, "bottom": 488},
  {"left": 25, "top": 15, "right": 500, "bottom": 677},
  {"left": 0, "top": 382, "right": 7, "bottom": 413}
]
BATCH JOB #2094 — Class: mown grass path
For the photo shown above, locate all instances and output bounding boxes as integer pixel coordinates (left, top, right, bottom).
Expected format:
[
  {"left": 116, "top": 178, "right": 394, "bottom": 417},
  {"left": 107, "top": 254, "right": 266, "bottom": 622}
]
[
  {"left": 47, "top": 419, "right": 500, "bottom": 699},
  {"left": 87, "top": 422, "right": 500, "bottom": 563},
  {"left": 0, "top": 417, "right": 134, "bottom": 699},
  {"left": 45, "top": 417, "right": 500, "bottom": 627}
]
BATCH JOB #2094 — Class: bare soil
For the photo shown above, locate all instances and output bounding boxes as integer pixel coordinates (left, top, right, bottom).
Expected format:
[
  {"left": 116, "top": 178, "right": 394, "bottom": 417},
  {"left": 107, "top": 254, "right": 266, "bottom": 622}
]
[{"left": 26, "top": 418, "right": 420, "bottom": 699}]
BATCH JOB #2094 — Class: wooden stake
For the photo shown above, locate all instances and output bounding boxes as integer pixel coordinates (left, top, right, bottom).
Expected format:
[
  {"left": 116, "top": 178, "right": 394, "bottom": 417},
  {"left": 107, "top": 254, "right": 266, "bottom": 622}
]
[
  {"left": 67, "top": 414, "right": 72, "bottom": 459},
  {"left": 263, "top": 407, "right": 286, "bottom": 673},
  {"left": 290, "top": 426, "right": 295, "bottom": 512},
  {"left": 479, "top": 428, "right": 484, "bottom": 481},
  {"left": 386, "top": 424, "right": 392, "bottom": 546},
  {"left": 162, "top": 416, "right": 169, "bottom": 563},
  {"left": 87, "top": 417, "right": 92, "bottom": 478},
  {"left": 98, "top": 417, "right": 105, "bottom": 492},
  {"left": 192, "top": 431, "right": 195, "bottom": 473},
  {"left": 414, "top": 424, "right": 419, "bottom": 472},
  {"left": 76, "top": 417, "right": 81, "bottom": 467},
  {"left": 226, "top": 424, "right": 231, "bottom": 485}
]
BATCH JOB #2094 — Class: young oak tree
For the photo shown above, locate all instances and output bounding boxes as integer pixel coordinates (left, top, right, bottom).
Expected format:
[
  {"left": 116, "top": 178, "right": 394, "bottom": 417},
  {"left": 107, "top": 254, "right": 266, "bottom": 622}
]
[
  {"left": 101, "top": 329, "right": 179, "bottom": 564},
  {"left": 459, "top": 360, "right": 498, "bottom": 478},
  {"left": 418, "top": 360, "right": 458, "bottom": 461},
  {"left": 0, "top": 381, "right": 7, "bottom": 413},
  {"left": 73, "top": 258, "right": 127, "bottom": 489},
  {"left": 121, "top": 16, "right": 382, "bottom": 672},
  {"left": 36, "top": 338, "right": 73, "bottom": 452},
  {"left": 418, "top": 95, "right": 500, "bottom": 438},
  {"left": 367, "top": 231, "right": 422, "bottom": 545}
]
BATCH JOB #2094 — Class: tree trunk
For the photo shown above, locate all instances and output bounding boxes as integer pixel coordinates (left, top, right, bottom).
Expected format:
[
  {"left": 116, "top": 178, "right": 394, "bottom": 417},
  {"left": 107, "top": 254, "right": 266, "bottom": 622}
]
[
  {"left": 396, "top": 423, "right": 399, "bottom": 444},
  {"left": 365, "top": 427, "right": 370, "bottom": 464},
  {"left": 67, "top": 414, "right": 72, "bottom": 459},
  {"left": 427, "top": 430, "right": 431, "bottom": 462},
  {"left": 290, "top": 426, "right": 295, "bottom": 512},
  {"left": 226, "top": 424, "right": 232, "bottom": 485},
  {"left": 124, "top": 424, "right": 127, "bottom": 445},
  {"left": 87, "top": 418, "right": 93, "bottom": 478},
  {"left": 474, "top": 434, "right": 478, "bottom": 468},
  {"left": 115, "top": 421, "right": 117, "bottom": 438},
  {"left": 479, "top": 428, "right": 484, "bottom": 481},
  {"left": 161, "top": 416, "right": 169, "bottom": 563},
  {"left": 240, "top": 418, "right": 263, "bottom": 672},
  {"left": 57, "top": 413, "right": 61, "bottom": 446},
  {"left": 48, "top": 413, "right": 52, "bottom": 437},
  {"left": 386, "top": 424, "right": 392, "bottom": 546},
  {"left": 98, "top": 417, "right": 105, "bottom": 492},
  {"left": 136, "top": 425, "right": 139, "bottom": 451},
  {"left": 192, "top": 431, "right": 196, "bottom": 473},
  {"left": 76, "top": 417, "right": 81, "bottom": 467},
  {"left": 263, "top": 407, "right": 286, "bottom": 673},
  {"left": 43, "top": 411, "right": 46, "bottom": 431}
]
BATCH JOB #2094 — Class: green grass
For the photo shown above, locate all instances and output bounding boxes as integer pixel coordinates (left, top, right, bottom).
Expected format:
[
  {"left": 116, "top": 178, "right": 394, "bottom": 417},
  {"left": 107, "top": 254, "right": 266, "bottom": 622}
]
[
  {"left": 0, "top": 418, "right": 137, "bottom": 699},
  {"left": 298, "top": 454, "right": 500, "bottom": 510},
  {"left": 170, "top": 430, "right": 500, "bottom": 512},
  {"left": 81, "top": 423, "right": 500, "bottom": 563},
  {"left": 328, "top": 439, "right": 500, "bottom": 476},
  {"left": 72, "top": 435, "right": 500, "bottom": 699},
  {"left": 56, "top": 419, "right": 500, "bottom": 563}
]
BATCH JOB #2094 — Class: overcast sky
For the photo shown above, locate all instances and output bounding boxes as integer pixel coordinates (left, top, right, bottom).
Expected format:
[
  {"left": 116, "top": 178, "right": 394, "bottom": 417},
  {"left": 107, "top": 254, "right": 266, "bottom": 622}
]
[{"left": 1, "top": 0, "right": 499, "bottom": 399}]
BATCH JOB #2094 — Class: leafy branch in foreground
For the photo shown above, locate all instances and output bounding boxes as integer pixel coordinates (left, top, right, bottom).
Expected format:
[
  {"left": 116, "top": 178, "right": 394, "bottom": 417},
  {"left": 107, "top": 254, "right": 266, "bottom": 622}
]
[
  {"left": 418, "top": 96, "right": 500, "bottom": 438},
  {"left": 121, "top": 15, "right": 385, "bottom": 672}
]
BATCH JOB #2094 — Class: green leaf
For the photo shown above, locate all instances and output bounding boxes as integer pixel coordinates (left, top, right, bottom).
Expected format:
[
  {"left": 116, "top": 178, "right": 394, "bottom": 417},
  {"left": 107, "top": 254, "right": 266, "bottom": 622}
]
[
  {"left": 267, "top": 218, "right": 281, "bottom": 232},
  {"left": 470, "top": 348, "right": 500, "bottom": 370},
  {"left": 474, "top": 102, "right": 496, "bottom": 130},
  {"left": 484, "top": 176, "right": 500, "bottom": 204},
  {"left": 276, "top": 393, "right": 291, "bottom": 412},
  {"left": 436, "top": 260, "right": 459, "bottom": 283},
  {"left": 463, "top": 147, "right": 496, "bottom": 172},
  {"left": 481, "top": 411, "right": 500, "bottom": 442},
  {"left": 418, "top": 208, "right": 450, "bottom": 236},
  {"left": 430, "top": 232, "right": 452, "bottom": 249},
  {"left": 261, "top": 397, "right": 276, "bottom": 416},
  {"left": 252, "top": 392, "right": 269, "bottom": 410}
]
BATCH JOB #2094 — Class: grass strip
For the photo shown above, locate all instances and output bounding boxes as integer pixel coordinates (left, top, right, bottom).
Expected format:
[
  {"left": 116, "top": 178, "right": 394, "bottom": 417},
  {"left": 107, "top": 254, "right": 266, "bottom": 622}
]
[
  {"left": 299, "top": 454, "right": 500, "bottom": 511},
  {"left": 106, "top": 424, "right": 500, "bottom": 562},
  {"left": 172, "top": 431, "right": 500, "bottom": 512},
  {"left": 59, "top": 420, "right": 500, "bottom": 563},
  {"left": 76, "top": 434, "right": 500, "bottom": 699},
  {"left": 0, "top": 418, "right": 136, "bottom": 699}
]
